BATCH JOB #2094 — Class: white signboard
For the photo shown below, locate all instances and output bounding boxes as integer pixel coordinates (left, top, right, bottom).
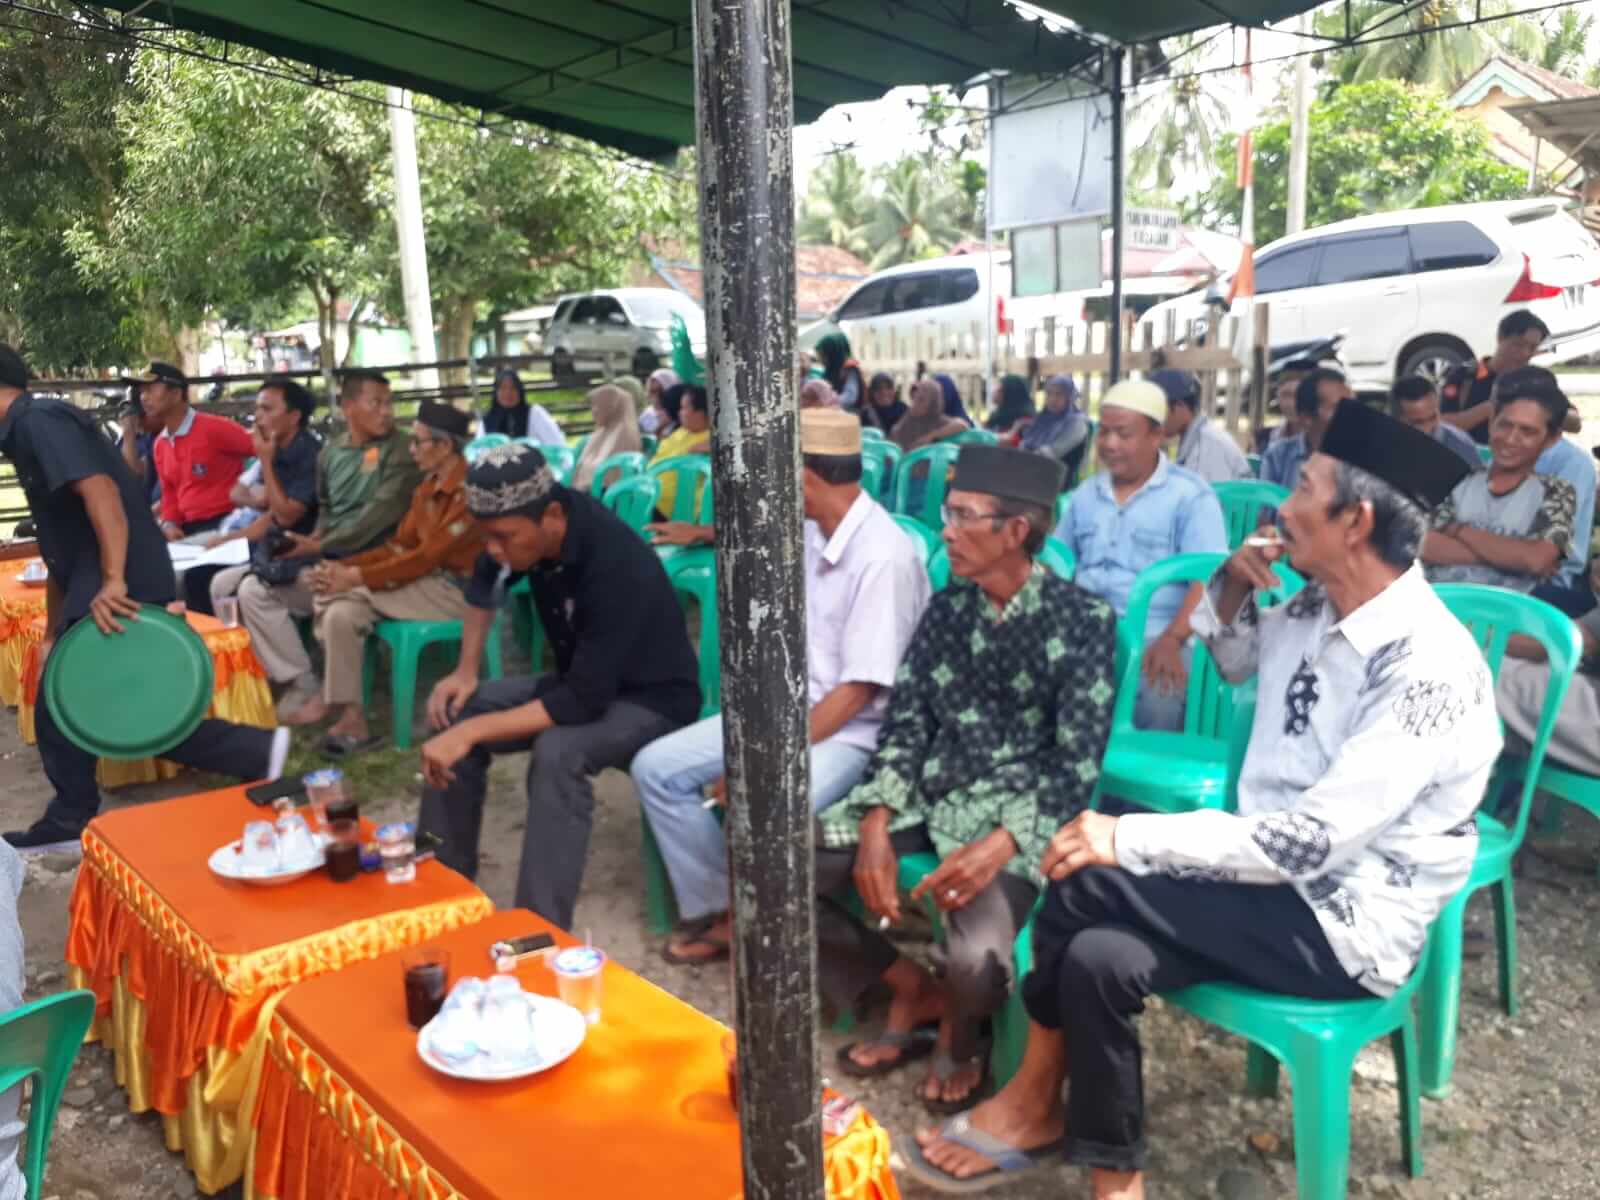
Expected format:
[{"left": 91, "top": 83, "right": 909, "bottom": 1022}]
[
  {"left": 1126, "top": 208, "right": 1180, "bottom": 253},
  {"left": 990, "top": 77, "right": 1113, "bottom": 232}
]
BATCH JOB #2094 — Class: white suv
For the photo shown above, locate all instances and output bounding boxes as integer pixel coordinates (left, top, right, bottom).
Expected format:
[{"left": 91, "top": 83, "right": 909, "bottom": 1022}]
[
  {"left": 1141, "top": 200, "right": 1600, "bottom": 391},
  {"left": 546, "top": 288, "right": 706, "bottom": 378}
]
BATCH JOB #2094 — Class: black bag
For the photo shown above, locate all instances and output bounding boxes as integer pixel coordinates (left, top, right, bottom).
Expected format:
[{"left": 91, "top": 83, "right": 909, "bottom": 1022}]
[{"left": 250, "top": 526, "right": 313, "bottom": 587}]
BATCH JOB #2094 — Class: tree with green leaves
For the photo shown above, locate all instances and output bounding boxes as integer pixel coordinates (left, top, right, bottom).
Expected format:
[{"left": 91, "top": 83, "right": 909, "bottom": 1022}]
[
  {"left": 69, "top": 45, "right": 389, "bottom": 372},
  {"left": 1196, "top": 80, "right": 1526, "bottom": 246},
  {"left": 1128, "top": 35, "right": 1232, "bottom": 197},
  {"left": 797, "top": 153, "right": 872, "bottom": 256},
  {"left": 1537, "top": 8, "right": 1596, "bottom": 82},
  {"left": 861, "top": 157, "right": 966, "bottom": 270},
  {"left": 0, "top": 4, "right": 141, "bottom": 372},
  {"left": 1316, "top": 2, "right": 1544, "bottom": 91}
]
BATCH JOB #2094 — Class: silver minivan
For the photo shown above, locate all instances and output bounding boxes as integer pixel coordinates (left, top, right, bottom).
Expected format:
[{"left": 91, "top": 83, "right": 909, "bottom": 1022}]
[{"left": 546, "top": 288, "right": 707, "bottom": 378}]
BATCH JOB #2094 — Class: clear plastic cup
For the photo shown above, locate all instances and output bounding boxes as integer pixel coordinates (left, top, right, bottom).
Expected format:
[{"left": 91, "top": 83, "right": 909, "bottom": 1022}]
[
  {"left": 301, "top": 768, "right": 346, "bottom": 828},
  {"left": 215, "top": 596, "right": 240, "bottom": 628},
  {"left": 376, "top": 823, "right": 416, "bottom": 884},
  {"left": 551, "top": 946, "right": 605, "bottom": 1024},
  {"left": 274, "top": 811, "right": 319, "bottom": 866}
]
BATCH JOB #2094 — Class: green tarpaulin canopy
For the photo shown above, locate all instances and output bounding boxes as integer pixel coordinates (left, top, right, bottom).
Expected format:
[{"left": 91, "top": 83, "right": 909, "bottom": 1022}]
[{"left": 94, "top": 1, "right": 1322, "bottom": 158}]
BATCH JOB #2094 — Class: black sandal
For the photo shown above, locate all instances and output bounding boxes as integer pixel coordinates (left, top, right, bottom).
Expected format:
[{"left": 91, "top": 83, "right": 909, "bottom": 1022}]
[
  {"left": 834, "top": 1025, "right": 938, "bottom": 1078},
  {"left": 662, "top": 913, "right": 732, "bottom": 966}
]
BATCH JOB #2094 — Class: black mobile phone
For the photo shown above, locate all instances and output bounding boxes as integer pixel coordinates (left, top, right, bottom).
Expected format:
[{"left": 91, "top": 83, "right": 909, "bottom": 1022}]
[
  {"left": 490, "top": 932, "right": 556, "bottom": 966},
  {"left": 415, "top": 830, "right": 445, "bottom": 862},
  {"left": 245, "top": 778, "right": 305, "bottom": 807}
]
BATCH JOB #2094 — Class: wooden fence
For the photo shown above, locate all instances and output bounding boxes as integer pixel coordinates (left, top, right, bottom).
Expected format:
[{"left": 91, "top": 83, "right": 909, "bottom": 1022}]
[{"left": 850, "top": 300, "right": 1273, "bottom": 446}]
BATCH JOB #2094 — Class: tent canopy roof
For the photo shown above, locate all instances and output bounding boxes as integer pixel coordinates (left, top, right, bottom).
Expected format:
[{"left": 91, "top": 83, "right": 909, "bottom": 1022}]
[{"left": 95, "top": 1, "right": 1320, "bottom": 159}]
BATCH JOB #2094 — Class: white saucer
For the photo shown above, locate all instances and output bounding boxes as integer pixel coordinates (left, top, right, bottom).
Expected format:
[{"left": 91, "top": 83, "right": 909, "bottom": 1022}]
[
  {"left": 207, "top": 839, "right": 326, "bottom": 886},
  {"left": 416, "top": 993, "right": 587, "bottom": 1082}
]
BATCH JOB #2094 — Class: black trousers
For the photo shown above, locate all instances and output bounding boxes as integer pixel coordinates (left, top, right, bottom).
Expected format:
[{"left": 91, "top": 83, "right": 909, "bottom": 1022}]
[
  {"left": 1022, "top": 867, "right": 1368, "bottom": 1172},
  {"left": 416, "top": 674, "right": 684, "bottom": 929},
  {"left": 37, "top": 639, "right": 275, "bottom": 832}
]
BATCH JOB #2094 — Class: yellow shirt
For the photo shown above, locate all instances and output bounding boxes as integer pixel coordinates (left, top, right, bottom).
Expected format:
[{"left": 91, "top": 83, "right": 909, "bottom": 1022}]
[{"left": 650, "top": 427, "right": 710, "bottom": 518}]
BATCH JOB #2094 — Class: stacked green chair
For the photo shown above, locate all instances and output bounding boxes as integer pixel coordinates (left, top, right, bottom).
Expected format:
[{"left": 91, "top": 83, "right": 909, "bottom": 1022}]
[
  {"left": 1159, "top": 693, "right": 1431, "bottom": 1200},
  {"left": 1098, "top": 553, "right": 1300, "bottom": 815},
  {"left": 860, "top": 454, "right": 887, "bottom": 501},
  {"left": 892, "top": 442, "right": 962, "bottom": 531},
  {"left": 0, "top": 989, "right": 95, "bottom": 1200},
  {"left": 891, "top": 515, "right": 941, "bottom": 567},
  {"left": 861, "top": 440, "right": 902, "bottom": 503},
  {"left": 952, "top": 429, "right": 999, "bottom": 447},
  {"left": 362, "top": 618, "right": 505, "bottom": 749},
  {"left": 1212, "top": 479, "right": 1291, "bottom": 550},
  {"left": 647, "top": 454, "right": 714, "bottom": 523},
  {"left": 601, "top": 474, "right": 661, "bottom": 536},
  {"left": 1417, "top": 585, "right": 1580, "bottom": 1098},
  {"left": 588, "top": 451, "right": 648, "bottom": 498},
  {"left": 463, "top": 433, "right": 510, "bottom": 462},
  {"left": 528, "top": 440, "right": 576, "bottom": 482}
]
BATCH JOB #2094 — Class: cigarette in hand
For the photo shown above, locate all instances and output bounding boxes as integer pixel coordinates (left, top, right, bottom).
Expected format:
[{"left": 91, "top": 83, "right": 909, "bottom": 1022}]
[
  {"left": 1243, "top": 533, "right": 1282, "bottom": 549},
  {"left": 876, "top": 916, "right": 891, "bottom": 931}
]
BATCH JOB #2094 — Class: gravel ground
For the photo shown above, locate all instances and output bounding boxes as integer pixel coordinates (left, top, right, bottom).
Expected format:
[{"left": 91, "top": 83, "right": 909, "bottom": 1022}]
[{"left": 10, "top": 639, "right": 1600, "bottom": 1198}]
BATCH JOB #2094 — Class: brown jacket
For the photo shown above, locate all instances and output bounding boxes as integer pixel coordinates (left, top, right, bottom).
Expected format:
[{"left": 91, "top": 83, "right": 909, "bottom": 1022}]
[{"left": 345, "top": 456, "right": 482, "bottom": 590}]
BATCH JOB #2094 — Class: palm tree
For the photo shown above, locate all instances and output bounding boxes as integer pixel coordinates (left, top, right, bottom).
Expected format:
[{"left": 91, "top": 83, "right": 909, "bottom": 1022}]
[
  {"left": 1539, "top": 8, "right": 1594, "bottom": 79},
  {"left": 1318, "top": 1, "right": 1545, "bottom": 91},
  {"left": 1128, "top": 34, "right": 1234, "bottom": 195},
  {"left": 797, "top": 153, "right": 871, "bottom": 255},
  {"left": 861, "top": 157, "right": 964, "bottom": 270}
]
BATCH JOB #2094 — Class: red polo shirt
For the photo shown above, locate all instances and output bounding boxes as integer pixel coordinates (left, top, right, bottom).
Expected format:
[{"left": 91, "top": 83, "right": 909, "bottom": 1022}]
[{"left": 154, "top": 408, "right": 255, "bottom": 527}]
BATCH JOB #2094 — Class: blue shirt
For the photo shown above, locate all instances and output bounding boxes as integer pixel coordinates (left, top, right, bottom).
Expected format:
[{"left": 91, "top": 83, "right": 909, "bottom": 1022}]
[
  {"left": 1536, "top": 437, "right": 1596, "bottom": 587},
  {"left": 1259, "top": 432, "right": 1308, "bottom": 490},
  {"left": 1057, "top": 456, "right": 1229, "bottom": 639}
]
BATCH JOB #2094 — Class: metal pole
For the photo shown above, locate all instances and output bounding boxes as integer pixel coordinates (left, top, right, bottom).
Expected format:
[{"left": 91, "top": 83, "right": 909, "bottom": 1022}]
[
  {"left": 690, "top": 2, "right": 822, "bottom": 1198},
  {"left": 1108, "top": 47, "right": 1126, "bottom": 383},
  {"left": 985, "top": 77, "right": 999, "bottom": 400},
  {"left": 1286, "top": 12, "right": 1311, "bottom": 235},
  {"left": 386, "top": 86, "right": 440, "bottom": 394}
]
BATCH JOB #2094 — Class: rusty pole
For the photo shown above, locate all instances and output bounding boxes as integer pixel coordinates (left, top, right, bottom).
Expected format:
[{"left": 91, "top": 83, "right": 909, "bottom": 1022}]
[{"left": 690, "top": 1, "right": 822, "bottom": 1197}]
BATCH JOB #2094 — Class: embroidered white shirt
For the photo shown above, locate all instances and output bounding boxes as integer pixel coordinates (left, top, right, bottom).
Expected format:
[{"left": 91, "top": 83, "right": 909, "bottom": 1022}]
[{"left": 1114, "top": 563, "right": 1501, "bottom": 995}]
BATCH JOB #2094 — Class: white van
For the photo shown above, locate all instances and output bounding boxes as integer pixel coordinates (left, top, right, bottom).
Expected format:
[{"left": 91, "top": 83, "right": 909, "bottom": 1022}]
[
  {"left": 1140, "top": 200, "right": 1600, "bottom": 391},
  {"left": 799, "top": 254, "right": 1011, "bottom": 352}
]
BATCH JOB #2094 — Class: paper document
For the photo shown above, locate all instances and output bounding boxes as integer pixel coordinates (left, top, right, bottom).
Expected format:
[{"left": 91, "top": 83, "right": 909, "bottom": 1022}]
[{"left": 167, "top": 538, "right": 251, "bottom": 569}]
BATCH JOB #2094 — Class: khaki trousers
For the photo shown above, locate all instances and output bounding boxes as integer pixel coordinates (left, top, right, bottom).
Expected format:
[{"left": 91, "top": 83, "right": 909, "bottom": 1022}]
[
  {"left": 313, "top": 574, "right": 468, "bottom": 705},
  {"left": 236, "top": 574, "right": 317, "bottom": 684}
]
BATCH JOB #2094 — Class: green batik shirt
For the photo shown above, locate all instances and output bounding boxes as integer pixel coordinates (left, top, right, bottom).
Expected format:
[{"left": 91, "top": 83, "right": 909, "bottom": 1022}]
[{"left": 819, "top": 564, "right": 1118, "bottom": 886}]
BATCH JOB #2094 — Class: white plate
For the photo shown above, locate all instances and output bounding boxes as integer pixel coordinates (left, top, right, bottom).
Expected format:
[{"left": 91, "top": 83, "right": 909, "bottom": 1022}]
[
  {"left": 416, "top": 993, "right": 587, "bottom": 1082},
  {"left": 207, "top": 839, "right": 326, "bottom": 886}
]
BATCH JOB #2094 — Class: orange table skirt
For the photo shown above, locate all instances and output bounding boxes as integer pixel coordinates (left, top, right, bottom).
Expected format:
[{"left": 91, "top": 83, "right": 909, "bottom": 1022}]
[
  {"left": 18, "top": 612, "right": 273, "bottom": 788},
  {"left": 0, "top": 561, "right": 47, "bottom": 707},
  {"left": 66, "top": 824, "right": 494, "bottom": 1194}
]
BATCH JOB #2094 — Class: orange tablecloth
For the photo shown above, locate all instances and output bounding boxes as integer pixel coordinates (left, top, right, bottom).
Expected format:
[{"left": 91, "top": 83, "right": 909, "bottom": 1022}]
[
  {"left": 0, "top": 560, "right": 47, "bottom": 706},
  {"left": 65, "top": 786, "right": 495, "bottom": 1194},
  {"left": 247, "top": 910, "right": 900, "bottom": 1200},
  {"left": 18, "top": 611, "right": 274, "bottom": 788}
]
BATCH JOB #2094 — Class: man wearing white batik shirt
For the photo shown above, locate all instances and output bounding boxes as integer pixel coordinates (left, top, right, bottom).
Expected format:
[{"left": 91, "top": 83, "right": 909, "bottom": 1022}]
[{"left": 908, "top": 402, "right": 1496, "bottom": 1200}]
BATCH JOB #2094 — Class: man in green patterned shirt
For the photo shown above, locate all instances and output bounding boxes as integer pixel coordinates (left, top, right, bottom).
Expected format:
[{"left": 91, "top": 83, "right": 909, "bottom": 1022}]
[{"left": 820, "top": 444, "right": 1117, "bottom": 1114}]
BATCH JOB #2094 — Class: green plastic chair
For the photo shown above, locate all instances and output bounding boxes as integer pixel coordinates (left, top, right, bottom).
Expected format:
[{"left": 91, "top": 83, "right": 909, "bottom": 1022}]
[
  {"left": 952, "top": 429, "right": 999, "bottom": 447},
  {"left": 647, "top": 454, "right": 714, "bottom": 522},
  {"left": 463, "top": 434, "right": 509, "bottom": 462},
  {"left": 860, "top": 454, "right": 887, "bottom": 501},
  {"left": 361, "top": 617, "right": 505, "bottom": 749},
  {"left": 0, "top": 989, "right": 95, "bottom": 1200},
  {"left": 1246, "top": 452, "right": 1262, "bottom": 476},
  {"left": 588, "top": 451, "right": 648, "bottom": 498},
  {"left": 1416, "top": 585, "right": 1580, "bottom": 1098},
  {"left": 640, "top": 433, "right": 659, "bottom": 457},
  {"left": 891, "top": 515, "right": 941, "bottom": 566},
  {"left": 1522, "top": 762, "right": 1600, "bottom": 876},
  {"left": 1212, "top": 479, "right": 1291, "bottom": 550},
  {"left": 1053, "top": 488, "right": 1073, "bottom": 534},
  {"left": 1098, "top": 553, "right": 1300, "bottom": 815},
  {"left": 861, "top": 440, "right": 902, "bottom": 503},
  {"left": 892, "top": 442, "right": 962, "bottom": 531},
  {"left": 1477, "top": 444, "right": 1493, "bottom": 466},
  {"left": 529, "top": 441, "right": 576, "bottom": 482},
  {"left": 601, "top": 474, "right": 661, "bottom": 536},
  {"left": 860, "top": 427, "right": 886, "bottom": 442}
]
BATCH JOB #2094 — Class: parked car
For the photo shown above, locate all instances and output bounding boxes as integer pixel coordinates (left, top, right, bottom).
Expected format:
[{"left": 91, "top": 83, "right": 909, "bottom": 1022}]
[
  {"left": 799, "top": 255, "right": 1005, "bottom": 353},
  {"left": 1140, "top": 200, "right": 1600, "bottom": 392},
  {"left": 545, "top": 288, "right": 707, "bottom": 378}
]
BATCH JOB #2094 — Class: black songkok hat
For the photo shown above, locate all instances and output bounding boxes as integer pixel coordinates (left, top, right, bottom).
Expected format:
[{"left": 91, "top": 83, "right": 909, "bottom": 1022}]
[
  {"left": 1319, "top": 401, "right": 1470, "bottom": 512},
  {"left": 951, "top": 445, "right": 1065, "bottom": 508},
  {"left": 464, "top": 442, "right": 560, "bottom": 518},
  {"left": 416, "top": 399, "right": 472, "bottom": 439}
]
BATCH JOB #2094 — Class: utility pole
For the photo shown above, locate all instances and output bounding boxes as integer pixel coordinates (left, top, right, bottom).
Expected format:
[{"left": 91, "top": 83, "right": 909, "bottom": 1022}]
[
  {"left": 1285, "top": 12, "right": 1312, "bottom": 235},
  {"left": 386, "top": 86, "right": 440, "bottom": 394},
  {"left": 691, "top": 1, "right": 822, "bottom": 1198},
  {"left": 1108, "top": 47, "right": 1126, "bottom": 383}
]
